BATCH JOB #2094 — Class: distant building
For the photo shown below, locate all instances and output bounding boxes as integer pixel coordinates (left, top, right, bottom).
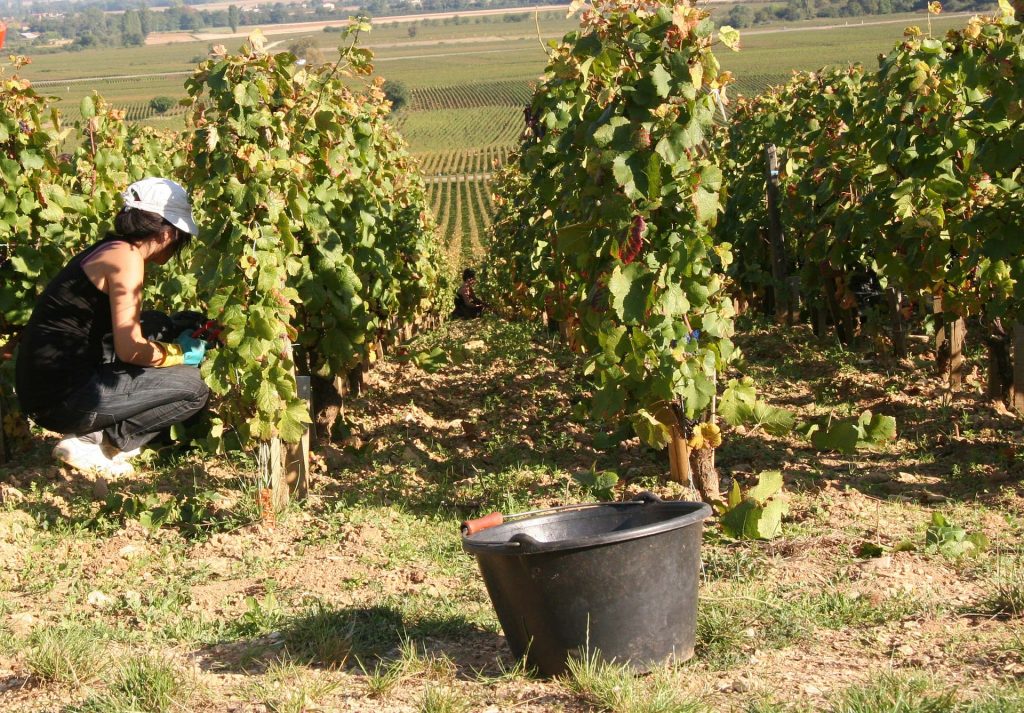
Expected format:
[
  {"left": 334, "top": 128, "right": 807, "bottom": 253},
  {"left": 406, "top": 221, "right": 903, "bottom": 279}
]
[{"left": 322, "top": 2, "right": 335, "bottom": 9}]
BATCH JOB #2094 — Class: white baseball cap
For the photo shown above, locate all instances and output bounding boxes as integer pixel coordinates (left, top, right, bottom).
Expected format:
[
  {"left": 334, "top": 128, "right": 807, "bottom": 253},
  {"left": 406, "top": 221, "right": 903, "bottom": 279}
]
[{"left": 122, "top": 177, "right": 199, "bottom": 236}]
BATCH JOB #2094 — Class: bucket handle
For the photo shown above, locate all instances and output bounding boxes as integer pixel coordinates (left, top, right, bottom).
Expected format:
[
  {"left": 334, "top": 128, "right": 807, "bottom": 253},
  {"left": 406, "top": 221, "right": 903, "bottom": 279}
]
[
  {"left": 500, "top": 491, "right": 663, "bottom": 524},
  {"left": 461, "top": 511, "right": 504, "bottom": 536},
  {"left": 461, "top": 492, "right": 664, "bottom": 549}
]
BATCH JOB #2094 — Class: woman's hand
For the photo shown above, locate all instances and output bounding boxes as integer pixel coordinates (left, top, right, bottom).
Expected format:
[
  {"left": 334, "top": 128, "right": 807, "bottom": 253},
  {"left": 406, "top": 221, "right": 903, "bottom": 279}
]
[{"left": 174, "top": 332, "right": 207, "bottom": 366}]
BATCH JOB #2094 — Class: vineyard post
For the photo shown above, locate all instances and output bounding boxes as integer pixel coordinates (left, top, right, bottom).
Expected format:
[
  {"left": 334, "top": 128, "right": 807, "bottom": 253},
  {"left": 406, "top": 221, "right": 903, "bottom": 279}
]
[
  {"left": 0, "top": 397, "right": 7, "bottom": 465},
  {"left": 933, "top": 296, "right": 965, "bottom": 388},
  {"left": 258, "top": 438, "right": 288, "bottom": 515},
  {"left": 284, "top": 375, "right": 312, "bottom": 500},
  {"left": 887, "top": 288, "right": 907, "bottom": 358},
  {"left": 667, "top": 424, "right": 691, "bottom": 485},
  {"left": 765, "top": 144, "right": 791, "bottom": 325},
  {"left": 1013, "top": 323, "right": 1024, "bottom": 414}
]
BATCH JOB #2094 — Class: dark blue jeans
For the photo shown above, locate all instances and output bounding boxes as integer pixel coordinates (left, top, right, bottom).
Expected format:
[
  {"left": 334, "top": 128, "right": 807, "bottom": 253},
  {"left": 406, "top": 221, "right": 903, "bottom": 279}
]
[{"left": 31, "top": 363, "right": 210, "bottom": 452}]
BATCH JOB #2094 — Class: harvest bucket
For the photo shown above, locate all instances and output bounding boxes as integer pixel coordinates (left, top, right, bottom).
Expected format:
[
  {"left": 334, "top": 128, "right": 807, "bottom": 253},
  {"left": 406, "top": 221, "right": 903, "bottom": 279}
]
[
  {"left": 0, "top": 22, "right": 7, "bottom": 51},
  {"left": 461, "top": 492, "right": 711, "bottom": 676}
]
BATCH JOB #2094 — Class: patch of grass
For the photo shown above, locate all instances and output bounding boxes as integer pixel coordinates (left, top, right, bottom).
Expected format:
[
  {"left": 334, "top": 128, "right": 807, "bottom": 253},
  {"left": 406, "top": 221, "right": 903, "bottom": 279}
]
[
  {"left": 283, "top": 603, "right": 414, "bottom": 668},
  {"left": 702, "top": 543, "right": 768, "bottom": 582},
  {"left": 829, "top": 671, "right": 955, "bottom": 713},
  {"left": 238, "top": 657, "right": 340, "bottom": 713},
  {"left": 696, "top": 587, "right": 808, "bottom": 669},
  {"left": 962, "top": 683, "right": 1024, "bottom": 712},
  {"left": 806, "top": 590, "right": 926, "bottom": 629},
  {"left": 986, "top": 561, "right": 1024, "bottom": 617},
  {"left": 24, "top": 624, "right": 110, "bottom": 686},
  {"left": 421, "top": 685, "right": 472, "bottom": 713},
  {"left": 71, "top": 654, "right": 194, "bottom": 713},
  {"left": 359, "top": 637, "right": 455, "bottom": 698},
  {"left": 563, "top": 647, "right": 706, "bottom": 713}
]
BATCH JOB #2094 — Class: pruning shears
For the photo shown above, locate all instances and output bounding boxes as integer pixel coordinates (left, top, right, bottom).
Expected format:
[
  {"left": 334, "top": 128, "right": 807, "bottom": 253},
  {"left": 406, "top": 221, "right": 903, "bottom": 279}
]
[{"left": 191, "top": 320, "right": 223, "bottom": 346}]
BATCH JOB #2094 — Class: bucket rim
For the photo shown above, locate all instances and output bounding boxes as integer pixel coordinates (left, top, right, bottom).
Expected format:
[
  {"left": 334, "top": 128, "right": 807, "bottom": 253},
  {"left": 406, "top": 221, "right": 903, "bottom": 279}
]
[{"left": 461, "top": 493, "right": 712, "bottom": 555}]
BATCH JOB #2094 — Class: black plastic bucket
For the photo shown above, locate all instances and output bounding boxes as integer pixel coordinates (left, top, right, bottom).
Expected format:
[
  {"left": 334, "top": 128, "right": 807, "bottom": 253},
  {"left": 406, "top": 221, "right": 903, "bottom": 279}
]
[{"left": 461, "top": 492, "right": 711, "bottom": 676}]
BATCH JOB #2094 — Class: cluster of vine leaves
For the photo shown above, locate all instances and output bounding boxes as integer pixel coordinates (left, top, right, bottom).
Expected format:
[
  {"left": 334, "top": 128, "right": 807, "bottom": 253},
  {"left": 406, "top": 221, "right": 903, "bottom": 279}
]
[
  {"left": 721, "top": 6, "right": 1024, "bottom": 329},
  {"left": 1, "top": 25, "right": 448, "bottom": 448},
  {"left": 489, "top": 0, "right": 743, "bottom": 449}
]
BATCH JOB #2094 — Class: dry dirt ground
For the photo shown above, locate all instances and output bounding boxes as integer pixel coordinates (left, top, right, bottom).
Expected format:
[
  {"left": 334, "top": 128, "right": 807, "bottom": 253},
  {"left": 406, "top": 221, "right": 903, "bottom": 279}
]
[{"left": 0, "top": 316, "right": 1022, "bottom": 712}]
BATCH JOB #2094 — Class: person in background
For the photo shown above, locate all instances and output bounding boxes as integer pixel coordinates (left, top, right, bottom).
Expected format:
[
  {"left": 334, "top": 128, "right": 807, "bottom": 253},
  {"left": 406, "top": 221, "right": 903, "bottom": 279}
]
[
  {"left": 15, "top": 178, "right": 210, "bottom": 478},
  {"left": 452, "top": 267, "right": 486, "bottom": 320}
]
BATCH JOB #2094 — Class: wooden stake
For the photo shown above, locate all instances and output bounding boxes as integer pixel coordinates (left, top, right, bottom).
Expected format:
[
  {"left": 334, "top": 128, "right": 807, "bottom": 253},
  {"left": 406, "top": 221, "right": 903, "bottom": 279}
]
[
  {"left": 0, "top": 397, "right": 7, "bottom": 466},
  {"left": 285, "top": 375, "right": 312, "bottom": 501},
  {"left": 765, "top": 144, "right": 791, "bottom": 325},
  {"left": 667, "top": 425, "right": 690, "bottom": 485},
  {"left": 1013, "top": 323, "right": 1024, "bottom": 415},
  {"left": 934, "top": 296, "right": 965, "bottom": 388},
  {"left": 258, "top": 438, "right": 287, "bottom": 516},
  {"left": 887, "top": 288, "right": 907, "bottom": 358}
]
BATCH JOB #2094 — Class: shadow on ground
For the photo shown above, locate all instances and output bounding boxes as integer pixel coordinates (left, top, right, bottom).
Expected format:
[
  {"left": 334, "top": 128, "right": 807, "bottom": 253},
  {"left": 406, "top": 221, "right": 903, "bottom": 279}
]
[{"left": 192, "top": 603, "right": 512, "bottom": 679}]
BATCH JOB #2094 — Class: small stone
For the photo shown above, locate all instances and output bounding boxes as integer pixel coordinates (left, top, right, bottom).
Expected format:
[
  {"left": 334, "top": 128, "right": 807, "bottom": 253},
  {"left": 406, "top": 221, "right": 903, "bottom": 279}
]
[
  {"left": 9, "top": 612, "right": 37, "bottom": 635},
  {"left": 804, "top": 684, "right": 823, "bottom": 696},
  {"left": 123, "top": 590, "right": 142, "bottom": 609},
  {"left": 118, "top": 544, "right": 145, "bottom": 560},
  {"left": 897, "top": 643, "right": 915, "bottom": 656},
  {"left": 858, "top": 555, "right": 893, "bottom": 571},
  {"left": 87, "top": 590, "right": 114, "bottom": 608},
  {"left": 342, "top": 436, "right": 364, "bottom": 451},
  {"left": 732, "top": 676, "right": 753, "bottom": 693},
  {"left": 0, "top": 511, "right": 35, "bottom": 541},
  {"left": 92, "top": 477, "right": 109, "bottom": 500}
]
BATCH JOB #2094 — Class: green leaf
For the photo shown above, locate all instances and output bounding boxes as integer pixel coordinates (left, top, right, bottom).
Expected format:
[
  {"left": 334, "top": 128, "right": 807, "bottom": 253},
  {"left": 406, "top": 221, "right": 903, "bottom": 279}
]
[
  {"left": 719, "top": 378, "right": 757, "bottom": 426},
  {"left": 811, "top": 419, "right": 861, "bottom": 454},
  {"left": 692, "top": 187, "right": 719, "bottom": 225},
  {"left": 607, "top": 263, "right": 647, "bottom": 322},
  {"left": 573, "top": 469, "right": 619, "bottom": 501},
  {"left": 631, "top": 409, "right": 670, "bottom": 448},
  {"left": 727, "top": 479, "right": 742, "bottom": 509},
  {"left": 746, "top": 470, "right": 783, "bottom": 503},
  {"left": 859, "top": 411, "right": 897, "bottom": 446},
  {"left": 746, "top": 402, "right": 796, "bottom": 437},
  {"left": 717, "top": 25, "right": 740, "bottom": 52},
  {"left": 649, "top": 63, "right": 672, "bottom": 98},
  {"left": 556, "top": 221, "right": 598, "bottom": 255},
  {"left": 80, "top": 96, "right": 96, "bottom": 119},
  {"left": 856, "top": 542, "right": 886, "bottom": 558},
  {"left": 754, "top": 497, "right": 785, "bottom": 539}
]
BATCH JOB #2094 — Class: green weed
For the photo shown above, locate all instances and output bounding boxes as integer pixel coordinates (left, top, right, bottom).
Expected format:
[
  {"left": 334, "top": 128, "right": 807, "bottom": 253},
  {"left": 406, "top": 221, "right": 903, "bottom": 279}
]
[
  {"left": 71, "top": 654, "right": 193, "bottom": 713},
  {"left": 24, "top": 624, "right": 110, "bottom": 686},
  {"left": 238, "top": 657, "right": 340, "bottom": 713},
  {"left": 359, "top": 637, "right": 454, "bottom": 697},
  {"left": 986, "top": 561, "right": 1024, "bottom": 617},
  {"left": 563, "top": 647, "right": 706, "bottom": 713},
  {"left": 421, "top": 685, "right": 472, "bottom": 713},
  {"left": 829, "top": 671, "right": 954, "bottom": 712}
]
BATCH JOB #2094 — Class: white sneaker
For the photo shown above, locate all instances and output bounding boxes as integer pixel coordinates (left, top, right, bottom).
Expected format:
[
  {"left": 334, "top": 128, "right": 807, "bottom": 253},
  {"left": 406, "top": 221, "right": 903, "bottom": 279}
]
[
  {"left": 101, "top": 443, "right": 142, "bottom": 463},
  {"left": 52, "top": 436, "right": 135, "bottom": 478}
]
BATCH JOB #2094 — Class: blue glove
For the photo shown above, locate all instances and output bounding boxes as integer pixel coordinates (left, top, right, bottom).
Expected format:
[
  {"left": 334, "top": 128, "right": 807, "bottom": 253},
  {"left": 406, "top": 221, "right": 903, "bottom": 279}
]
[{"left": 175, "top": 331, "right": 207, "bottom": 367}]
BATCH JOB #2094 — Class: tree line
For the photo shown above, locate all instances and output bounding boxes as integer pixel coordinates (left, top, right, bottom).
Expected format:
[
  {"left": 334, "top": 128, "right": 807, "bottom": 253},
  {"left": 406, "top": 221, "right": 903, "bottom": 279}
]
[{"left": 2, "top": 0, "right": 553, "bottom": 51}]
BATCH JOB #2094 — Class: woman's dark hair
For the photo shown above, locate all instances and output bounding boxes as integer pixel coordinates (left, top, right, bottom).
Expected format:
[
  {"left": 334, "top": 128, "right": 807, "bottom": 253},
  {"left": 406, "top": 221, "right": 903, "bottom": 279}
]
[
  {"left": 113, "top": 207, "right": 191, "bottom": 256},
  {"left": 462, "top": 268, "right": 476, "bottom": 281}
]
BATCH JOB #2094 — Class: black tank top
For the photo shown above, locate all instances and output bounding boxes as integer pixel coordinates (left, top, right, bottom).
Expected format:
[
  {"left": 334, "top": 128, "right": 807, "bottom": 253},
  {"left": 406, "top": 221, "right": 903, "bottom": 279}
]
[{"left": 15, "top": 239, "right": 122, "bottom": 415}]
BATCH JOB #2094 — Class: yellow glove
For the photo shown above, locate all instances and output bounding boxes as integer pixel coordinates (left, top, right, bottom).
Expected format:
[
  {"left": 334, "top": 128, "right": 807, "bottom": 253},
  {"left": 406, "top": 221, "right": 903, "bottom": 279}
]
[{"left": 154, "top": 342, "right": 185, "bottom": 367}]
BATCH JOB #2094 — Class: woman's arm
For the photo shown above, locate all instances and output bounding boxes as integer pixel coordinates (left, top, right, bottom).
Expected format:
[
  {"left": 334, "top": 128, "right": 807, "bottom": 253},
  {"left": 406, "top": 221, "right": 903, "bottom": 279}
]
[{"left": 82, "top": 242, "right": 168, "bottom": 367}]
